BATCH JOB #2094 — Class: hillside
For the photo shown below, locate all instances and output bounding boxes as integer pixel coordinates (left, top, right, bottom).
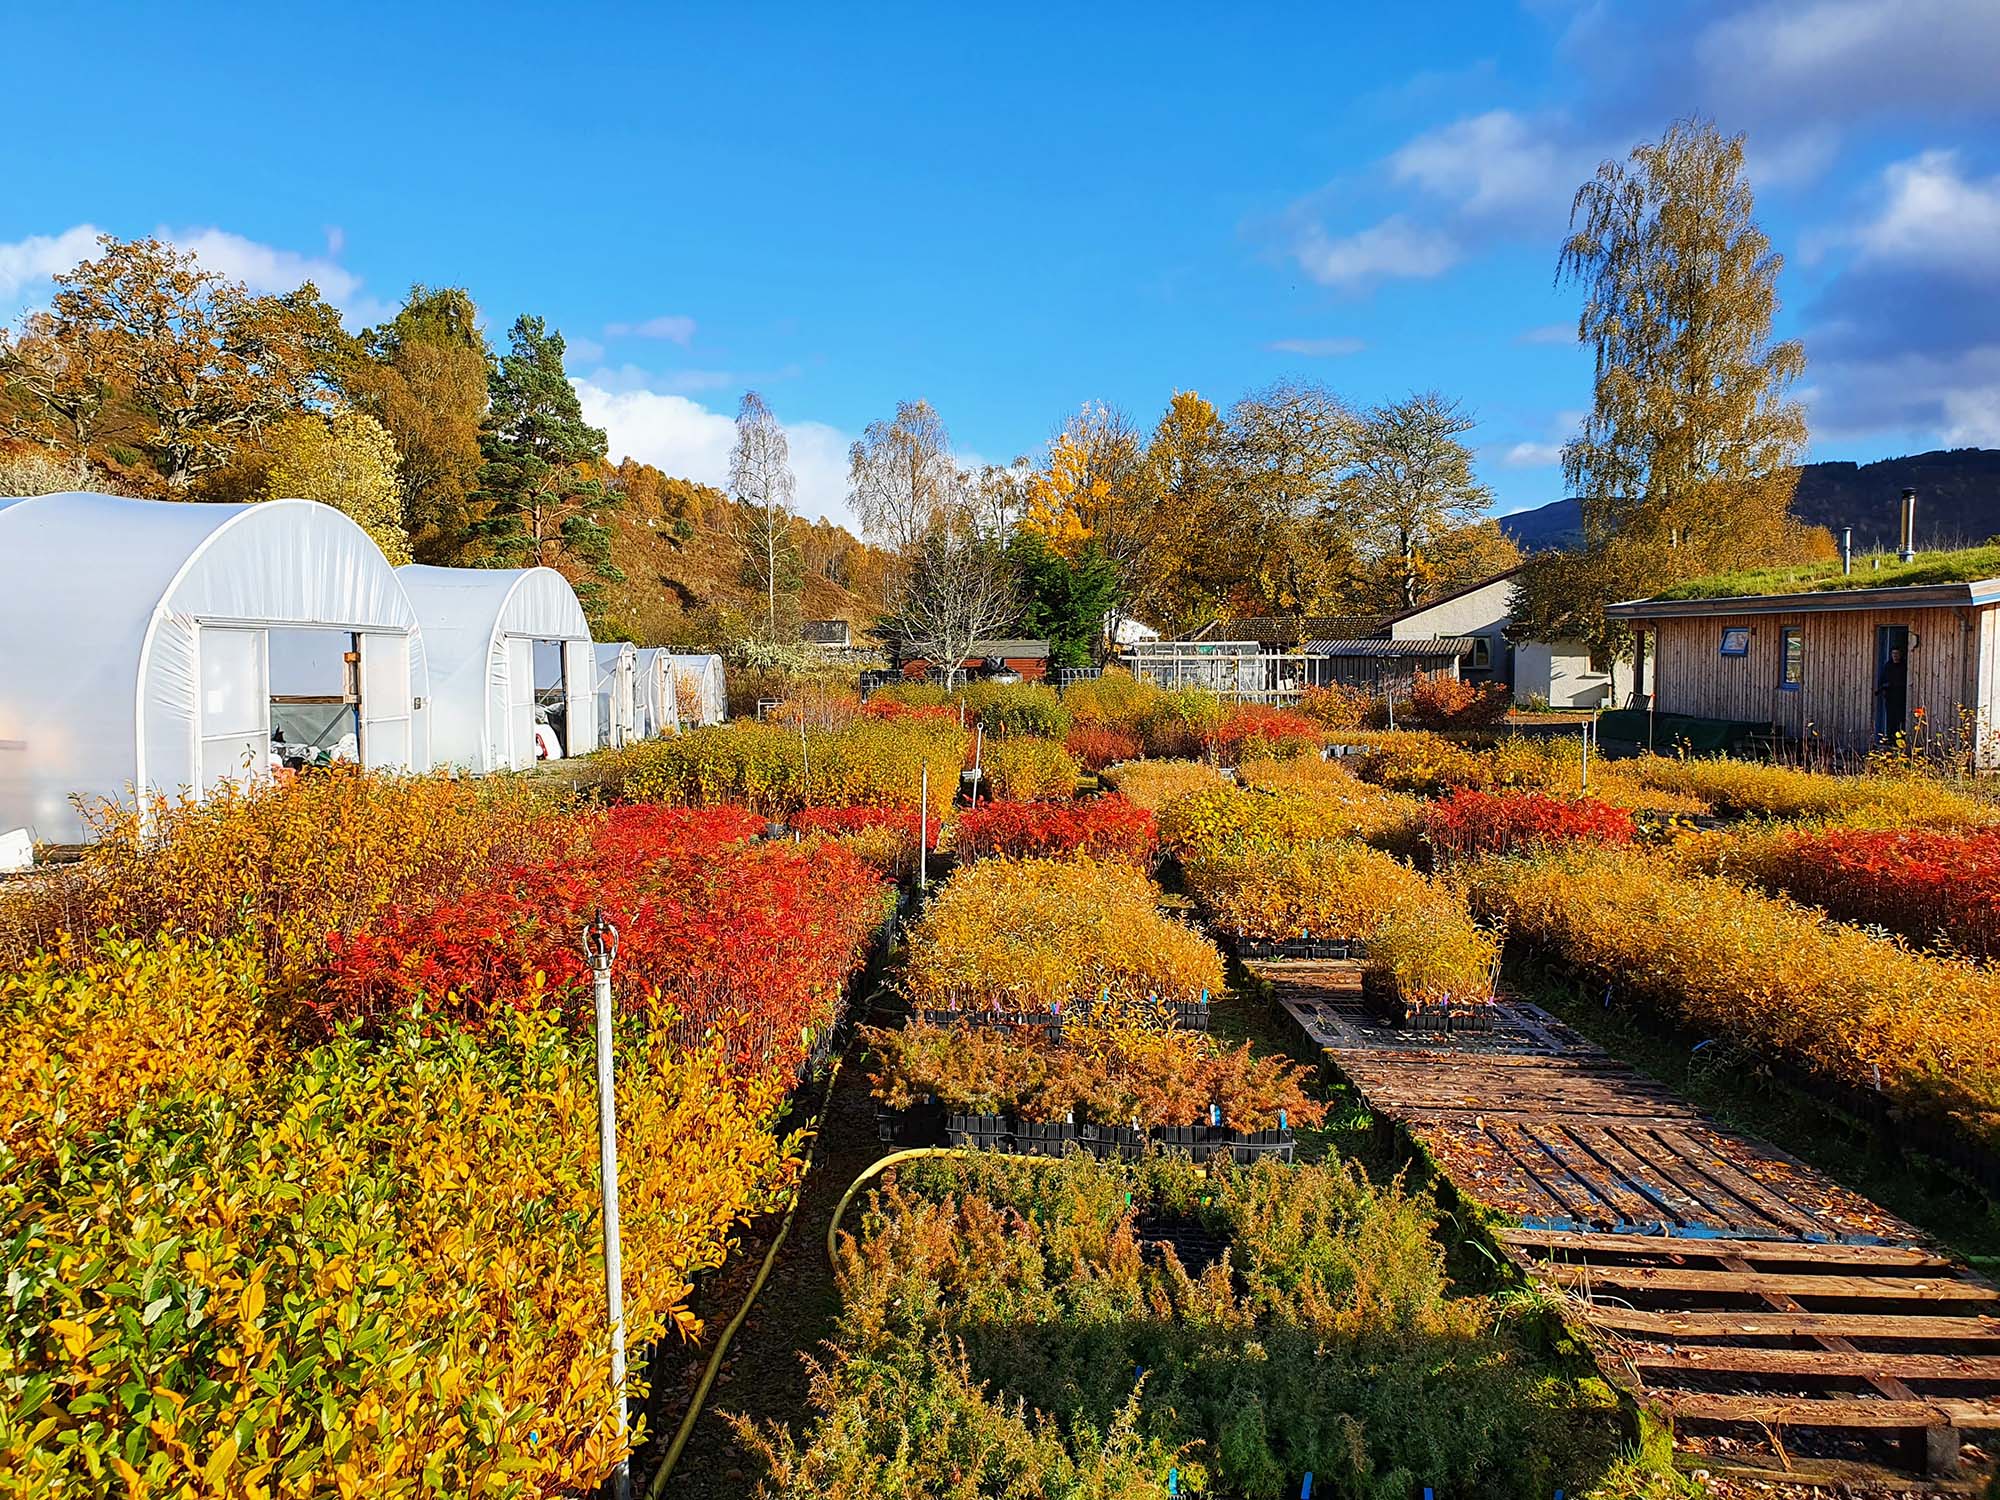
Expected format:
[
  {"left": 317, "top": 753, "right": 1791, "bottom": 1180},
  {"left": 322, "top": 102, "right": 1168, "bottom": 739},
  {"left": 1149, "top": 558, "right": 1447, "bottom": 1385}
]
[{"left": 1496, "top": 447, "right": 2000, "bottom": 554}]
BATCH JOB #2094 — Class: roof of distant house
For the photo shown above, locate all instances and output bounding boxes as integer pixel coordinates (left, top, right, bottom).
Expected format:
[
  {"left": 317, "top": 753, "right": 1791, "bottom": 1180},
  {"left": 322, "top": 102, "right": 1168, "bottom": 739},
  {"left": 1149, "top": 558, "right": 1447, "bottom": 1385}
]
[
  {"left": 1609, "top": 544, "right": 2000, "bottom": 618},
  {"left": 1377, "top": 567, "right": 1523, "bottom": 627},
  {"left": 1301, "top": 636, "right": 1479, "bottom": 657},
  {"left": 1188, "top": 614, "right": 1387, "bottom": 644}
]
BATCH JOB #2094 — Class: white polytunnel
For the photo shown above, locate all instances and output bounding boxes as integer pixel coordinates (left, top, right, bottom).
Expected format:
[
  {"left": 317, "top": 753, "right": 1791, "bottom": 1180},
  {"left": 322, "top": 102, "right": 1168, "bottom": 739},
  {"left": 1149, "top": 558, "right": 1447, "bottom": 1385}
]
[
  {"left": 593, "top": 641, "right": 638, "bottom": 749},
  {"left": 395, "top": 564, "right": 596, "bottom": 771},
  {"left": 668, "top": 652, "right": 728, "bottom": 726},
  {"left": 0, "top": 492, "right": 431, "bottom": 844},
  {"left": 633, "top": 647, "right": 680, "bottom": 737}
]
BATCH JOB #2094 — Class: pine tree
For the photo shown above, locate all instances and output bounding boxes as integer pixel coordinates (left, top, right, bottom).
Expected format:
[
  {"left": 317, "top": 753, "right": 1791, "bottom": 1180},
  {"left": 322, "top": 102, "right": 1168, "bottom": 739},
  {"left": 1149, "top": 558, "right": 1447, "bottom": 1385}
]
[{"left": 472, "top": 316, "right": 620, "bottom": 610}]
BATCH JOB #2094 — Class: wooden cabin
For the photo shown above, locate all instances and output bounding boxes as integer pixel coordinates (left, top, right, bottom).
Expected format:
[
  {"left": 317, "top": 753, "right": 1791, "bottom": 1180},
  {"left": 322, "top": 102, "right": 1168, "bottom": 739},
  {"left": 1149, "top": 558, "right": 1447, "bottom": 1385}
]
[{"left": 1606, "top": 570, "right": 2000, "bottom": 766}]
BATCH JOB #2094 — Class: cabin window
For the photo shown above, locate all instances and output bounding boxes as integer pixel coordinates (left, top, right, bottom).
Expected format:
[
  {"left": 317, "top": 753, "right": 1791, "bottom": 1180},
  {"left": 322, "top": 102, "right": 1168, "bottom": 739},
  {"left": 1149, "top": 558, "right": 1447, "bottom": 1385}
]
[
  {"left": 1719, "top": 627, "right": 1750, "bottom": 657},
  {"left": 1780, "top": 627, "right": 1804, "bottom": 690},
  {"left": 1470, "top": 637, "right": 1492, "bottom": 669}
]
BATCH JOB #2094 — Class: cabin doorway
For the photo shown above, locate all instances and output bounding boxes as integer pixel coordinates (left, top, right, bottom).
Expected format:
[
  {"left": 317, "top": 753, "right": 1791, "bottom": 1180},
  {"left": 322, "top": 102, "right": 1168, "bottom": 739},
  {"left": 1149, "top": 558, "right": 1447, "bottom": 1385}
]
[{"left": 1874, "top": 624, "right": 1910, "bottom": 743}]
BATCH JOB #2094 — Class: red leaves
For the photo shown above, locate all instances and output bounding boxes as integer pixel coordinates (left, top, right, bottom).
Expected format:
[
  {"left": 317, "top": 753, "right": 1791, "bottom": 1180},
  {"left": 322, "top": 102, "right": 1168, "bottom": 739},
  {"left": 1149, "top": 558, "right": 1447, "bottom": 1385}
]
[
  {"left": 1763, "top": 826, "right": 2000, "bottom": 958},
  {"left": 1064, "top": 726, "right": 1142, "bottom": 771},
  {"left": 1201, "top": 705, "right": 1324, "bottom": 763},
  {"left": 953, "top": 795, "right": 1158, "bottom": 866},
  {"left": 321, "top": 803, "right": 888, "bottom": 1081},
  {"left": 791, "top": 804, "right": 940, "bottom": 849},
  {"left": 1423, "top": 788, "right": 1634, "bottom": 861}
]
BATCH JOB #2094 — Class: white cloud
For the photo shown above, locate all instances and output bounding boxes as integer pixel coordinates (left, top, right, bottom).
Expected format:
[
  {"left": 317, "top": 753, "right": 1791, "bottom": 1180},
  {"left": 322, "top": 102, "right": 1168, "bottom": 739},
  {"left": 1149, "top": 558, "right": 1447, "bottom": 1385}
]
[
  {"left": 1265, "top": 336, "right": 1365, "bottom": 356},
  {"left": 0, "top": 225, "right": 102, "bottom": 302},
  {"left": 1696, "top": 0, "right": 2000, "bottom": 121},
  {"left": 1502, "top": 441, "right": 1566, "bottom": 468},
  {"left": 1851, "top": 150, "right": 2000, "bottom": 277},
  {"left": 606, "top": 314, "right": 697, "bottom": 344},
  {"left": 1515, "top": 323, "right": 1574, "bottom": 346},
  {"left": 1293, "top": 216, "right": 1459, "bottom": 289},
  {"left": 1389, "top": 110, "right": 1583, "bottom": 219},
  {"left": 574, "top": 378, "right": 860, "bottom": 532}
]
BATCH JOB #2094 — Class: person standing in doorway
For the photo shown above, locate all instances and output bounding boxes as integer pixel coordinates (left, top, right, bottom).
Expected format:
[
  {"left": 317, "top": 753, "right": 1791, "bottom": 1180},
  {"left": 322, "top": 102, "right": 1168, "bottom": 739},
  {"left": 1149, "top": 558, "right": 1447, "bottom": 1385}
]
[{"left": 1875, "top": 645, "right": 1908, "bottom": 743}]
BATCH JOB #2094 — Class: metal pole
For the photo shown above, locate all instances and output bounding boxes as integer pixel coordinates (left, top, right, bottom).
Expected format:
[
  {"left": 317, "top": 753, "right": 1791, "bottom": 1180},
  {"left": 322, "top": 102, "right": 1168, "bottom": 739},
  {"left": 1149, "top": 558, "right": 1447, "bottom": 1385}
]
[
  {"left": 972, "top": 723, "right": 983, "bottom": 811},
  {"left": 583, "top": 912, "right": 630, "bottom": 1500},
  {"left": 1581, "top": 718, "right": 1591, "bottom": 795},
  {"left": 919, "top": 764, "right": 929, "bottom": 890}
]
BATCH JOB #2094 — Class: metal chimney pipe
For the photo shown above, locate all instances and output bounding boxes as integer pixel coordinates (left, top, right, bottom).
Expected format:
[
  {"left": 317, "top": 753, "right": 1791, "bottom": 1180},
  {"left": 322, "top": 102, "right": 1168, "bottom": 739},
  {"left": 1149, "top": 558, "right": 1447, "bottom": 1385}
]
[
  {"left": 1898, "top": 487, "right": 1917, "bottom": 564},
  {"left": 1841, "top": 527, "right": 1853, "bottom": 576}
]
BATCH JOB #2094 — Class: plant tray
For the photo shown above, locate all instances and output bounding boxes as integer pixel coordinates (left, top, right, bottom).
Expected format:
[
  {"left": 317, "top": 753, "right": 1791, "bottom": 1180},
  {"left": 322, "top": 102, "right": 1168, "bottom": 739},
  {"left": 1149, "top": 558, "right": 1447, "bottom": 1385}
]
[
  {"left": 941, "top": 1110, "right": 1294, "bottom": 1164},
  {"left": 1232, "top": 936, "right": 1367, "bottom": 962}
]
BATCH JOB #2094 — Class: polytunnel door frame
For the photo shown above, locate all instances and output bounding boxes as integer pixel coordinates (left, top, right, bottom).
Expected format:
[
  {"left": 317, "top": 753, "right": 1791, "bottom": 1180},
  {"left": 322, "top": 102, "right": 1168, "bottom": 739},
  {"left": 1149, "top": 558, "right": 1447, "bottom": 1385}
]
[
  {"left": 193, "top": 624, "right": 272, "bottom": 794},
  {"left": 267, "top": 626, "right": 364, "bottom": 770},
  {"left": 356, "top": 631, "right": 415, "bottom": 770}
]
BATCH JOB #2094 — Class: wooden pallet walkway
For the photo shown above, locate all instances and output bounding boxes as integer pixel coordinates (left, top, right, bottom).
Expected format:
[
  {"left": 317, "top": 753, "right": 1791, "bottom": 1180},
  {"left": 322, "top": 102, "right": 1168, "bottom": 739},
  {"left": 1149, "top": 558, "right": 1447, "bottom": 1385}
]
[{"left": 1257, "top": 957, "right": 2000, "bottom": 1487}]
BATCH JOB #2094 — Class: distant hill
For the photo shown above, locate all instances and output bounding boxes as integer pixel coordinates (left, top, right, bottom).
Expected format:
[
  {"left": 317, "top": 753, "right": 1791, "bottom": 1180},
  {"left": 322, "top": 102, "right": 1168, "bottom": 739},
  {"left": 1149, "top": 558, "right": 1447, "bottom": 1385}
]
[{"left": 1496, "top": 447, "right": 2000, "bottom": 554}]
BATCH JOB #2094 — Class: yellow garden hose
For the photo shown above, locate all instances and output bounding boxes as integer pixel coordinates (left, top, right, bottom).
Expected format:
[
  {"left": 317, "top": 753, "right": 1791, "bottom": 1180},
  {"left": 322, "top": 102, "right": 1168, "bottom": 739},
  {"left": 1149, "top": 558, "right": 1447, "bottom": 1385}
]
[{"left": 824, "top": 1147, "right": 1068, "bottom": 1268}]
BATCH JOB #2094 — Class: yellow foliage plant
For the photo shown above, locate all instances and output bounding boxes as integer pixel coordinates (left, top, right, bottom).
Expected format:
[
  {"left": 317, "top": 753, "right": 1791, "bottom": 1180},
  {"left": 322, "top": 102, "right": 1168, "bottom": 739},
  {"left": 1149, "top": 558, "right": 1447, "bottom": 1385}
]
[
  {"left": 0, "top": 936, "right": 801, "bottom": 1498},
  {"left": 1616, "top": 754, "right": 1999, "bottom": 828},
  {"left": 1098, "top": 758, "right": 1222, "bottom": 812},
  {"left": 902, "top": 857, "right": 1224, "bottom": 1014},
  {"left": 978, "top": 736, "right": 1080, "bottom": 802},
  {"left": 1467, "top": 845, "right": 2000, "bottom": 1142}
]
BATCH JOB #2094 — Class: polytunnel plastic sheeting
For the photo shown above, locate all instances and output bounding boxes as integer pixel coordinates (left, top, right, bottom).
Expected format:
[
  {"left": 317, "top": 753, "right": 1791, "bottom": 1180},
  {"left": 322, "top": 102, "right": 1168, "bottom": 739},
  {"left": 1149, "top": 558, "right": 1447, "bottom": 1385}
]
[
  {"left": 667, "top": 653, "right": 728, "bottom": 725},
  {"left": 593, "top": 642, "right": 638, "bottom": 749},
  {"left": 396, "top": 565, "right": 595, "bottom": 771},
  {"left": 633, "top": 647, "right": 680, "bottom": 737},
  {"left": 0, "top": 492, "right": 430, "bottom": 844}
]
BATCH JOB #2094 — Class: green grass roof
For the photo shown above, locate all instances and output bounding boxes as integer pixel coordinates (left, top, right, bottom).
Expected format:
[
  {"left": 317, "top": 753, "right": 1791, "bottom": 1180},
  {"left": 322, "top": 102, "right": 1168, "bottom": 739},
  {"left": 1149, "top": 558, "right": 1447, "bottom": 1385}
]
[{"left": 1650, "top": 544, "right": 2000, "bottom": 601}]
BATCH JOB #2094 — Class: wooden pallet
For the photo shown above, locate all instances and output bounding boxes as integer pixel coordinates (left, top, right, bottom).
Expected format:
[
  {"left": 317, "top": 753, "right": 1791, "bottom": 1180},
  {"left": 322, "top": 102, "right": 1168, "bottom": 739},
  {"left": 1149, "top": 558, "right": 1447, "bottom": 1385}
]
[{"left": 1253, "top": 956, "right": 2000, "bottom": 1485}]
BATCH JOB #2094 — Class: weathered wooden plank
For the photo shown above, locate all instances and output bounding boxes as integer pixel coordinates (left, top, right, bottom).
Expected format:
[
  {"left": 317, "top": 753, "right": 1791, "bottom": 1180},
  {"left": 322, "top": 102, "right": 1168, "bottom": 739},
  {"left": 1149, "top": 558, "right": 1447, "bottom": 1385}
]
[
  {"left": 1514, "top": 1119, "right": 1667, "bottom": 1226},
  {"left": 1629, "top": 1346, "right": 2000, "bottom": 1380},
  {"left": 1656, "top": 1391, "right": 2000, "bottom": 1429},
  {"left": 1546, "top": 1263, "right": 1999, "bottom": 1301},
  {"left": 1499, "top": 1229, "right": 1948, "bottom": 1267},
  {"left": 1575, "top": 1305, "right": 2000, "bottom": 1339},
  {"left": 1651, "top": 1126, "right": 1831, "bottom": 1239}
]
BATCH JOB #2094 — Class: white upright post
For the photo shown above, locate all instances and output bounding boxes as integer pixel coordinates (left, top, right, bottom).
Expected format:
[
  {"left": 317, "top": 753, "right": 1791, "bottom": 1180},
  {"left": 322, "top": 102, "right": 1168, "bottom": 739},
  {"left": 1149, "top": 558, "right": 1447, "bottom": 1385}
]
[
  {"left": 1581, "top": 719, "right": 1592, "bottom": 795},
  {"left": 584, "top": 913, "right": 631, "bottom": 1500},
  {"left": 919, "top": 764, "right": 930, "bottom": 890}
]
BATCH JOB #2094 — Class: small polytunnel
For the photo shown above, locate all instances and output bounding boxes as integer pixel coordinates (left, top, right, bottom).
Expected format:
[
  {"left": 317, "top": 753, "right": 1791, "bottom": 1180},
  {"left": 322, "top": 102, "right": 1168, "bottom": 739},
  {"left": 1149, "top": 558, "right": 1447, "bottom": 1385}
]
[
  {"left": 668, "top": 652, "right": 728, "bottom": 726},
  {"left": 395, "top": 565, "right": 596, "bottom": 771},
  {"left": 593, "top": 641, "right": 638, "bottom": 749},
  {"left": 0, "top": 492, "right": 430, "bottom": 844},
  {"left": 633, "top": 647, "right": 680, "bottom": 736}
]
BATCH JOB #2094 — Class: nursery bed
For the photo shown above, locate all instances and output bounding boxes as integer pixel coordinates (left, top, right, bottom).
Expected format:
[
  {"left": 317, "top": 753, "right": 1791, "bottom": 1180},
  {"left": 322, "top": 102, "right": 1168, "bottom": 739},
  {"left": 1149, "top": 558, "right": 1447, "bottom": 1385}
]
[{"left": 876, "top": 1098, "right": 1295, "bottom": 1163}]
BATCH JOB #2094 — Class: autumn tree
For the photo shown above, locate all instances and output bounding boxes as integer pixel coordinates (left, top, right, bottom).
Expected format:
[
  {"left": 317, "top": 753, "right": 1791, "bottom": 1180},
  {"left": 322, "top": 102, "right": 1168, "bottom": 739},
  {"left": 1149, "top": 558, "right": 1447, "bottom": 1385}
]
[
  {"left": 880, "top": 515, "right": 1018, "bottom": 687},
  {"left": 0, "top": 311, "right": 125, "bottom": 470},
  {"left": 352, "top": 286, "right": 488, "bottom": 562},
  {"left": 1341, "top": 392, "right": 1493, "bottom": 610},
  {"left": 1140, "top": 390, "right": 1236, "bottom": 632},
  {"left": 262, "top": 408, "right": 410, "bottom": 563},
  {"left": 1022, "top": 403, "right": 1152, "bottom": 641},
  {"left": 1518, "top": 117, "right": 1817, "bottom": 656},
  {"left": 472, "top": 316, "right": 621, "bottom": 609},
  {"left": 728, "top": 390, "right": 802, "bottom": 637},
  {"left": 1225, "top": 379, "right": 1362, "bottom": 615},
  {"left": 847, "top": 398, "right": 964, "bottom": 561},
  {"left": 968, "top": 460, "right": 1029, "bottom": 535},
  {"left": 3, "top": 236, "right": 352, "bottom": 493}
]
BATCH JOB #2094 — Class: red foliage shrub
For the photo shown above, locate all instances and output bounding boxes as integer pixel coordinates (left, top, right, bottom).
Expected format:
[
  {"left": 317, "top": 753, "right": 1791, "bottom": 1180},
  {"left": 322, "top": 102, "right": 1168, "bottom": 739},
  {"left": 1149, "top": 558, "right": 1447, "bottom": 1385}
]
[
  {"left": 1756, "top": 827, "right": 2000, "bottom": 959},
  {"left": 861, "top": 698, "right": 961, "bottom": 728},
  {"left": 1401, "top": 673, "right": 1512, "bottom": 729},
  {"left": 790, "top": 803, "right": 940, "bottom": 849},
  {"left": 323, "top": 804, "right": 889, "bottom": 1079},
  {"left": 1065, "top": 725, "right": 1143, "bottom": 771},
  {"left": 954, "top": 795, "right": 1158, "bottom": 866},
  {"left": 1202, "top": 704, "right": 1324, "bottom": 764},
  {"left": 1424, "top": 789, "right": 1634, "bottom": 862}
]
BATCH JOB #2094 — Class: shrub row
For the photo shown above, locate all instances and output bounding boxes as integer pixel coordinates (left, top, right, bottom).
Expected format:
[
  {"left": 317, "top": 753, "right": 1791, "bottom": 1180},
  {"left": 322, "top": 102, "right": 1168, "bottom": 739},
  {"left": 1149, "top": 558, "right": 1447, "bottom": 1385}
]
[
  {"left": 952, "top": 794, "right": 1157, "bottom": 866},
  {"left": 1423, "top": 788, "right": 1634, "bottom": 862},
  {"left": 1618, "top": 755, "right": 2000, "bottom": 828},
  {"left": 1468, "top": 846, "right": 2000, "bottom": 1143},
  {"left": 978, "top": 735, "right": 1080, "bottom": 801}
]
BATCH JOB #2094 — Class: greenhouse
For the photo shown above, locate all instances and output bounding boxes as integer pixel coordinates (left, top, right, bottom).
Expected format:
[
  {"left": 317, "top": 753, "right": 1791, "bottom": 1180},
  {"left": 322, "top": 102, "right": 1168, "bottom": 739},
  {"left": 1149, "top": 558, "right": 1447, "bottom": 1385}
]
[
  {"left": 669, "top": 652, "right": 728, "bottom": 725},
  {"left": 0, "top": 492, "right": 430, "bottom": 844},
  {"left": 634, "top": 646, "right": 681, "bottom": 736},
  {"left": 593, "top": 641, "right": 639, "bottom": 748},
  {"left": 395, "top": 564, "right": 596, "bottom": 771}
]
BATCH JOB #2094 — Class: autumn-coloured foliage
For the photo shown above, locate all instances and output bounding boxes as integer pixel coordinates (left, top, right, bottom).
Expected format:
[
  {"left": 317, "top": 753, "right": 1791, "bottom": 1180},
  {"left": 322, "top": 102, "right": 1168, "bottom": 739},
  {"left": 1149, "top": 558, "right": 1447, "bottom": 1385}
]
[
  {"left": 903, "top": 857, "right": 1224, "bottom": 1013},
  {"left": 1201, "top": 703, "right": 1325, "bottom": 763},
  {"left": 1720, "top": 825, "right": 2000, "bottom": 959},
  {"left": 1401, "top": 672, "right": 1512, "bottom": 728},
  {"left": 324, "top": 804, "right": 888, "bottom": 1083},
  {"left": 1156, "top": 779, "right": 1423, "bottom": 862},
  {"left": 1059, "top": 667, "right": 1160, "bottom": 730},
  {"left": 978, "top": 736, "right": 1080, "bottom": 801},
  {"left": 0, "top": 767, "right": 582, "bottom": 997},
  {"left": 1423, "top": 789, "right": 1635, "bottom": 862},
  {"left": 0, "top": 937, "right": 802, "bottom": 1495},
  {"left": 1136, "top": 687, "right": 1227, "bottom": 758},
  {"left": 598, "top": 716, "right": 967, "bottom": 823},
  {"left": 960, "top": 680, "right": 1070, "bottom": 739},
  {"left": 1064, "top": 723, "right": 1143, "bottom": 771},
  {"left": 1182, "top": 840, "right": 1496, "bottom": 1005},
  {"left": 868, "top": 1018, "right": 1324, "bottom": 1131},
  {"left": 953, "top": 795, "right": 1157, "bottom": 866},
  {"left": 1468, "top": 846, "right": 2000, "bottom": 1141},
  {"left": 1098, "top": 757, "right": 1223, "bottom": 811},
  {"left": 1620, "top": 755, "right": 2000, "bottom": 828}
]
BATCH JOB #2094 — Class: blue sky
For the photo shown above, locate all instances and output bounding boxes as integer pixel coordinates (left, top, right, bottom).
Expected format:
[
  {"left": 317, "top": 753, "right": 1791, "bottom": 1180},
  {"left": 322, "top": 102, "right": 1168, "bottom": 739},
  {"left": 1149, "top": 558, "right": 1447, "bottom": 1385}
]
[{"left": 4, "top": 0, "right": 1998, "bottom": 529}]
